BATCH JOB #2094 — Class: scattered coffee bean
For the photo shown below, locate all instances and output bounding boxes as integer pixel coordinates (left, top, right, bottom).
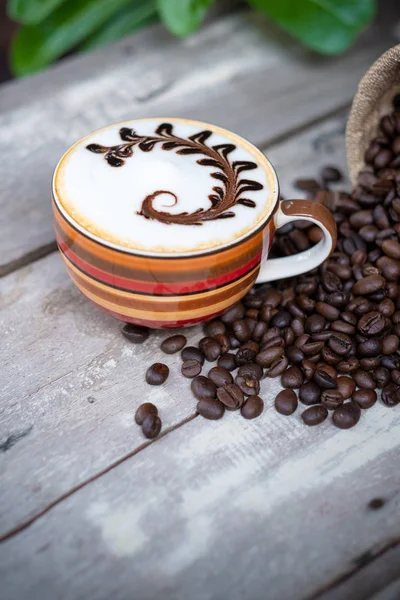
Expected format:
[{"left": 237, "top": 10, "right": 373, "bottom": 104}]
[
  {"left": 204, "top": 320, "right": 226, "bottom": 337},
  {"left": 301, "top": 405, "right": 328, "bottom": 426},
  {"left": 220, "top": 302, "right": 245, "bottom": 324},
  {"left": 382, "top": 335, "right": 399, "bottom": 355},
  {"left": 181, "top": 346, "right": 205, "bottom": 365},
  {"left": 256, "top": 346, "right": 284, "bottom": 367},
  {"left": 299, "top": 381, "right": 321, "bottom": 405},
  {"left": 238, "top": 363, "right": 263, "bottom": 380},
  {"left": 135, "top": 402, "right": 158, "bottom": 425},
  {"left": 353, "top": 369, "right": 376, "bottom": 389},
  {"left": 217, "top": 353, "right": 237, "bottom": 371},
  {"left": 235, "top": 346, "right": 257, "bottom": 366},
  {"left": 335, "top": 376, "right": 356, "bottom": 400},
  {"left": 241, "top": 395, "right": 264, "bottom": 419},
  {"left": 191, "top": 376, "right": 217, "bottom": 400},
  {"left": 217, "top": 384, "right": 244, "bottom": 410},
  {"left": 142, "top": 414, "right": 162, "bottom": 439},
  {"left": 275, "top": 389, "right": 298, "bottom": 415},
  {"left": 281, "top": 366, "right": 304, "bottom": 389},
  {"left": 208, "top": 366, "right": 233, "bottom": 387},
  {"left": 181, "top": 359, "right": 202, "bottom": 378},
  {"left": 381, "top": 382, "right": 400, "bottom": 406},
  {"left": 321, "top": 389, "right": 344, "bottom": 410},
  {"left": 267, "top": 355, "right": 289, "bottom": 377},
  {"left": 196, "top": 398, "right": 225, "bottom": 420},
  {"left": 122, "top": 323, "right": 150, "bottom": 343},
  {"left": 199, "top": 337, "right": 222, "bottom": 361},
  {"left": 232, "top": 319, "right": 251, "bottom": 342},
  {"left": 314, "top": 368, "right": 337, "bottom": 390},
  {"left": 353, "top": 388, "right": 377, "bottom": 409},
  {"left": 161, "top": 334, "right": 187, "bottom": 354},
  {"left": 146, "top": 363, "right": 169, "bottom": 385},
  {"left": 321, "top": 166, "right": 342, "bottom": 182},
  {"left": 235, "top": 373, "right": 260, "bottom": 396},
  {"left": 332, "top": 401, "right": 361, "bottom": 429}
]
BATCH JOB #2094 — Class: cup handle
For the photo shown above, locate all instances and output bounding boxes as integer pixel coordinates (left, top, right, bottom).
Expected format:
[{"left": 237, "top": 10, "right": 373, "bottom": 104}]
[{"left": 256, "top": 199, "right": 337, "bottom": 284}]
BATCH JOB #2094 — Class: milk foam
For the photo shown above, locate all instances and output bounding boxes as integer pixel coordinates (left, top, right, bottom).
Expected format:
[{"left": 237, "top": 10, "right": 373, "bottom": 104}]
[{"left": 53, "top": 118, "right": 278, "bottom": 255}]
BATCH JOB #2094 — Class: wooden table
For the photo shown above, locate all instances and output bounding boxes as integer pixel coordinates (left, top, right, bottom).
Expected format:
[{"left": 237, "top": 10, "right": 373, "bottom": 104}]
[{"left": 1, "top": 6, "right": 400, "bottom": 600}]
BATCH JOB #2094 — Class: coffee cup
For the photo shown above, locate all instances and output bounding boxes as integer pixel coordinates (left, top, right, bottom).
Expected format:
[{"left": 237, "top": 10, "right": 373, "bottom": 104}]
[{"left": 52, "top": 117, "right": 336, "bottom": 328}]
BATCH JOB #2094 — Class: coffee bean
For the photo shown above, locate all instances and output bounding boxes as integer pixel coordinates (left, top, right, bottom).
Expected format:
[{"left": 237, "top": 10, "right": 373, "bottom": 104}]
[
  {"left": 146, "top": 363, "right": 169, "bottom": 385},
  {"left": 376, "top": 255, "right": 400, "bottom": 280},
  {"left": 199, "top": 337, "right": 222, "bottom": 361},
  {"left": 321, "top": 389, "right": 344, "bottom": 410},
  {"left": 352, "top": 275, "right": 385, "bottom": 296},
  {"left": 227, "top": 330, "right": 241, "bottom": 349},
  {"left": 121, "top": 323, "right": 150, "bottom": 343},
  {"left": 295, "top": 177, "right": 320, "bottom": 191},
  {"left": 299, "top": 381, "right": 321, "bottom": 405},
  {"left": 191, "top": 376, "right": 217, "bottom": 400},
  {"left": 373, "top": 366, "right": 390, "bottom": 388},
  {"left": 256, "top": 346, "right": 284, "bottom": 367},
  {"left": 238, "top": 363, "right": 263, "bottom": 380},
  {"left": 283, "top": 327, "right": 295, "bottom": 347},
  {"left": 161, "top": 334, "right": 187, "bottom": 354},
  {"left": 196, "top": 398, "right": 225, "bottom": 420},
  {"left": 360, "top": 357, "right": 380, "bottom": 371},
  {"left": 208, "top": 366, "right": 233, "bottom": 387},
  {"left": 286, "top": 346, "right": 305, "bottom": 364},
  {"left": 322, "top": 270, "right": 342, "bottom": 294},
  {"left": 287, "top": 301, "right": 306, "bottom": 320},
  {"left": 337, "top": 357, "right": 359, "bottom": 374},
  {"left": 382, "top": 335, "right": 399, "bottom": 355},
  {"left": 252, "top": 321, "right": 268, "bottom": 341},
  {"left": 221, "top": 302, "right": 245, "bottom": 324},
  {"left": 235, "top": 346, "right": 257, "bottom": 366},
  {"left": 281, "top": 366, "right": 304, "bottom": 389},
  {"left": 321, "top": 346, "right": 342, "bottom": 365},
  {"left": 214, "top": 333, "right": 230, "bottom": 354},
  {"left": 204, "top": 320, "right": 226, "bottom": 337},
  {"left": 232, "top": 319, "right": 251, "bottom": 342},
  {"left": 217, "top": 353, "right": 237, "bottom": 371},
  {"left": 182, "top": 359, "right": 202, "bottom": 378},
  {"left": 301, "top": 405, "right": 328, "bottom": 426},
  {"left": 315, "top": 302, "right": 340, "bottom": 321},
  {"left": 332, "top": 401, "right": 361, "bottom": 429},
  {"left": 305, "top": 314, "right": 326, "bottom": 333},
  {"left": 335, "top": 376, "right": 356, "bottom": 400},
  {"left": 380, "top": 354, "right": 400, "bottom": 370},
  {"left": 261, "top": 288, "right": 282, "bottom": 308},
  {"left": 266, "top": 355, "right": 289, "bottom": 377},
  {"left": 181, "top": 346, "right": 205, "bottom": 365},
  {"left": 357, "top": 338, "right": 382, "bottom": 357},
  {"left": 244, "top": 318, "right": 257, "bottom": 336},
  {"left": 317, "top": 363, "right": 337, "bottom": 380},
  {"left": 321, "top": 166, "right": 342, "bottom": 182},
  {"left": 241, "top": 395, "right": 264, "bottom": 419},
  {"left": 274, "top": 389, "right": 298, "bottom": 415},
  {"left": 331, "top": 320, "right": 356, "bottom": 335},
  {"left": 353, "top": 369, "right": 376, "bottom": 389},
  {"left": 270, "top": 310, "right": 292, "bottom": 329},
  {"left": 217, "top": 384, "right": 245, "bottom": 409},
  {"left": 291, "top": 318, "right": 305, "bottom": 337},
  {"left": 311, "top": 331, "right": 334, "bottom": 342},
  {"left": 142, "top": 414, "right": 162, "bottom": 439},
  {"left": 135, "top": 402, "right": 158, "bottom": 425},
  {"left": 349, "top": 209, "right": 374, "bottom": 229},
  {"left": 391, "top": 369, "right": 400, "bottom": 385},
  {"left": 235, "top": 373, "right": 260, "bottom": 395},
  {"left": 245, "top": 309, "right": 259, "bottom": 320},
  {"left": 353, "top": 388, "right": 377, "bottom": 409},
  {"left": 374, "top": 148, "right": 393, "bottom": 169},
  {"left": 244, "top": 292, "right": 263, "bottom": 308},
  {"left": 357, "top": 311, "right": 386, "bottom": 336},
  {"left": 381, "top": 382, "right": 400, "bottom": 406},
  {"left": 328, "top": 332, "right": 352, "bottom": 357},
  {"left": 302, "top": 359, "right": 316, "bottom": 379},
  {"left": 382, "top": 239, "right": 400, "bottom": 259},
  {"left": 313, "top": 368, "right": 337, "bottom": 390}
]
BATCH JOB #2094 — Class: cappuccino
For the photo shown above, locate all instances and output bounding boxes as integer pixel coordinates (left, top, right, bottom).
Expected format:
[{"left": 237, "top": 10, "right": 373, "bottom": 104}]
[{"left": 53, "top": 118, "right": 277, "bottom": 255}]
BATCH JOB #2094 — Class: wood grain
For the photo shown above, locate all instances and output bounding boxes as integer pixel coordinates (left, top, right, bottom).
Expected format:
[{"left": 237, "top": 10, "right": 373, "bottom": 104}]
[
  {"left": 1, "top": 404, "right": 399, "bottom": 600},
  {"left": 0, "top": 114, "right": 349, "bottom": 536},
  {"left": 0, "top": 8, "right": 396, "bottom": 274}
]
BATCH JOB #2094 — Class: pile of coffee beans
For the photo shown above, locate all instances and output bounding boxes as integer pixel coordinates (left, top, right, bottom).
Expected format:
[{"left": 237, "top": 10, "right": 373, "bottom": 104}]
[{"left": 126, "top": 98, "right": 400, "bottom": 436}]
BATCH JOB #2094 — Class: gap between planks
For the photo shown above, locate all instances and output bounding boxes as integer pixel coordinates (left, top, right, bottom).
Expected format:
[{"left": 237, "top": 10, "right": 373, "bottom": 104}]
[
  {"left": 0, "top": 103, "right": 349, "bottom": 279},
  {"left": 0, "top": 412, "right": 198, "bottom": 543}
]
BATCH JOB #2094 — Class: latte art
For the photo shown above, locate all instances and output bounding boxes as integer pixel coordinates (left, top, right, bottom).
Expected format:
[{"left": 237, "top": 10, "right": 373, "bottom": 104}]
[{"left": 53, "top": 118, "right": 277, "bottom": 254}]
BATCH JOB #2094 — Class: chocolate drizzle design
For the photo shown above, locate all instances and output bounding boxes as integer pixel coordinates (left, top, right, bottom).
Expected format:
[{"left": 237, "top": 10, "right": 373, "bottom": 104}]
[{"left": 86, "top": 123, "right": 263, "bottom": 225}]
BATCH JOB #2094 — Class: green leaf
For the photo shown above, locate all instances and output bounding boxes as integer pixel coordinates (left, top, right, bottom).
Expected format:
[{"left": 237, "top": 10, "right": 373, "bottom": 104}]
[
  {"left": 248, "top": 0, "right": 376, "bottom": 55},
  {"left": 157, "top": 0, "right": 214, "bottom": 37},
  {"left": 10, "top": 0, "right": 134, "bottom": 76},
  {"left": 8, "top": 0, "right": 68, "bottom": 25},
  {"left": 81, "top": 0, "right": 157, "bottom": 51}
]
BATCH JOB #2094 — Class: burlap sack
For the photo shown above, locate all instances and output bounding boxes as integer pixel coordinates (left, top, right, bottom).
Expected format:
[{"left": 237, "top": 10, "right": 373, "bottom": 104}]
[{"left": 346, "top": 45, "right": 400, "bottom": 186}]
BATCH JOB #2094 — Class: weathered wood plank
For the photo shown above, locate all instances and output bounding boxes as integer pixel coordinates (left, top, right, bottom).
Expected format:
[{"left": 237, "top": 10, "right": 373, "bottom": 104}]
[
  {"left": 0, "top": 8, "right": 396, "bottom": 274},
  {"left": 0, "top": 114, "right": 349, "bottom": 536},
  {"left": 1, "top": 403, "right": 399, "bottom": 600},
  {"left": 317, "top": 543, "right": 400, "bottom": 600}
]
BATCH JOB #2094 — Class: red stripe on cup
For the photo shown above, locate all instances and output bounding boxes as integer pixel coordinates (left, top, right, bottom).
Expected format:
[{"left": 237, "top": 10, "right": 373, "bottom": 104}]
[{"left": 58, "top": 238, "right": 261, "bottom": 295}]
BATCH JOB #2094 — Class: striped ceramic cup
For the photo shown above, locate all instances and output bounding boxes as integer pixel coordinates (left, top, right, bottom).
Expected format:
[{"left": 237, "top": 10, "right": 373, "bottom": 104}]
[{"left": 52, "top": 118, "right": 336, "bottom": 328}]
